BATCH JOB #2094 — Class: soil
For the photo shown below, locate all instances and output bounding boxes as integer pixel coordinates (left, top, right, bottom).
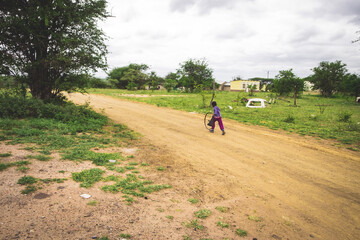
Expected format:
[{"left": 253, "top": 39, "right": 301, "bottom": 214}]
[{"left": 1, "top": 92, "right": 359, "bottom": 240}]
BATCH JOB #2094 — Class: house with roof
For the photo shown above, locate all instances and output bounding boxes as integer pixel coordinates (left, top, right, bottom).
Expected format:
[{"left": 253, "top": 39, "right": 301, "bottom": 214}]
[
  {"left": 230, "top": 80, "right": 260, "bottom": 92},
  {"left": 219, "top": 81, "right": 231, "bottom": 91}
]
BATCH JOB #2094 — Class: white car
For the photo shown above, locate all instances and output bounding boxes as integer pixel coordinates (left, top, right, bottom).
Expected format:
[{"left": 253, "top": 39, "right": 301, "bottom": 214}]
[{"left": 246, "top": 98, "right": 267, "bottom": 108}]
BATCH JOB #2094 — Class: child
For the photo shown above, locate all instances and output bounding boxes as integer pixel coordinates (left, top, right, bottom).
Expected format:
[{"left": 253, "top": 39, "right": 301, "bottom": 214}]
[{"left": 210, "top": 101, "right": 225, "bottom": 135}]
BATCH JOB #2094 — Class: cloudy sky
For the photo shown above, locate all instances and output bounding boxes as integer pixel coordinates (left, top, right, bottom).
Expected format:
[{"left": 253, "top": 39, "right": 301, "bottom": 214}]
[{"left": 96, "top": 0, "right": 360, "bottom": 82}]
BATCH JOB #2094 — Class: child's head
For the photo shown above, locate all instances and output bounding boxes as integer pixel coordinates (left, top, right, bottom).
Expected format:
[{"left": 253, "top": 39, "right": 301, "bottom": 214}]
[{"left": 212, "top": 101, "right": 217, "bottom": 107}]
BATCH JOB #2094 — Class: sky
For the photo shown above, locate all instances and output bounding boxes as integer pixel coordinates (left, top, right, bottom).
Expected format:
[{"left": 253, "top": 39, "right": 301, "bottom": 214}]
[{"left": 95, "top": 0, "right": 360, "bottom": 83}]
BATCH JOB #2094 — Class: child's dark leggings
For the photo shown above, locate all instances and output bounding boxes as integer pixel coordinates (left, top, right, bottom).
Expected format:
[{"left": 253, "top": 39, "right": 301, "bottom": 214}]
[{"left": 212, "top": 117, "right": 224, "bottom": 131}]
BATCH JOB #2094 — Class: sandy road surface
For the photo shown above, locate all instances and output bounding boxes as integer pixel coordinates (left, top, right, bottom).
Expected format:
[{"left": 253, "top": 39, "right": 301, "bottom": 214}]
[{"left": 68, "top": 93, "right": 360, "bottom": 240}]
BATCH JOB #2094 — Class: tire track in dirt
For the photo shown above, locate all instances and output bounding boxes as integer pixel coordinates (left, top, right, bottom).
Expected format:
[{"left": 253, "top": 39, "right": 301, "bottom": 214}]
[{"left": 68, "top": 93, "right": 360, "bottom": 240}]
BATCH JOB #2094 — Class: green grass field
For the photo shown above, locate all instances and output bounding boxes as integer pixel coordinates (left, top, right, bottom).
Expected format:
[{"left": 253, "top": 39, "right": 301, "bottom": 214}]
[{"left": 88, "top": 89, "right": 360, "bottom": 150}]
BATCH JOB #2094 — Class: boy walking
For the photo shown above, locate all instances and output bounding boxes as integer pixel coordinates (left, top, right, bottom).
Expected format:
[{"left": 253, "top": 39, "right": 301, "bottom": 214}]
[{"left": 210, "top": 101, "right": 225, "bottom": 135}]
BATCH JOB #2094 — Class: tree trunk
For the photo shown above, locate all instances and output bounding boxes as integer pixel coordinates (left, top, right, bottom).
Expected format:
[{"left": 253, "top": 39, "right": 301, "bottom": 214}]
[
  {"left": 294, "top": 91, "right": 297, "bottom": 106},
  {"left": 210, "top": 79, "right": 215, "bottom": 107}
]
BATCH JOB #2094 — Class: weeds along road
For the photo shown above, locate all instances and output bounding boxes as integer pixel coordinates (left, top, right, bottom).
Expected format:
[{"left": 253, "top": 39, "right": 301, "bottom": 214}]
[{"left": 68, "top": 93, "right": 360, "bottom": 240}]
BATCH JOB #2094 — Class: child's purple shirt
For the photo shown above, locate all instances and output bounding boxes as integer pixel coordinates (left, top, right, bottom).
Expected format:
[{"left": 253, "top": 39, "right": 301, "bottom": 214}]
[{"left": 213, "top": 106, "right": 221, "bottom": 117}]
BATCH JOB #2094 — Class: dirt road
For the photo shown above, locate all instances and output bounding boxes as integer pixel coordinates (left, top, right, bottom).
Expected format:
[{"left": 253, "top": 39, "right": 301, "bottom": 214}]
[{"left": 68, "top": 93, "right": 360, "bottom": 240}]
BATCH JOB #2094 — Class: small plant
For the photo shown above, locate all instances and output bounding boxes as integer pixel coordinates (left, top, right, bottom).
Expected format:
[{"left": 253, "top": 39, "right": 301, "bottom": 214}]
[
  {"left": 166, "top": 215, "right": 174, "bottom": 220},
  {"left": 0, "top": 153, "right": 11, "bottom": 157},
  {"left": 27, "top": 154, "right": 51, "bottom": 161},
  {"left": 141, "top": 163, "right": 149, "bottom": 166},
  {"left": 125, "top": 166, "right": 136, "bottom": 170},
  {"left": 338, "top": 111, "right": 352, "bottom": 122},
  {"left": 157, "top": 166, "right": 165, "bottom": 171},
  {"left": 188, "top": 198, "right": 199, "bottom": 204},
  {"left": 17, "top": 176, "right": 37, "bottom": 185},
  {"left": 309, "top": 114, "right": 318, "bottom": 121},
  {"left": 283, "top": 115, "right": 295, "bottom": 123},
  {"left": 113, "top": 167, "right": 125, "bottom": 173},
  {"left": 59, "top": 170, "right": 66, "bottom": 173},
  {"left": 16, "top": 166, "right": 30, "bottom": 173},
  {"left": 128, "top": 162, "right": 138, "bottom": 165},
  {"left": 119, "top": 233, "right": 132, "bottom": 239},
  {"left": 21, "top": 185, "right": 37, "bottom": 194},
  {"left": 235, "top": 228, "right": 247, "bottom": 237},
  {"left": 156, "top": 208, "right": 164, "bottom": 212},
  {"left": 248, "top": 215, "right": 263, "bottom": 222},
  {"left": 194, "top": 209, "right": 211, "bottom": 219},
  {"left": 72, "top": 168, "right": 105, "bottom": 188},
  {"left": 215, "top": 206, "right": 228, "bottom": 213},
  {"left": 39, "top": 149, "right": 51, "bottom": 155},
  {"left": 0, "top": 163, "right": 11, "bottom": 171},
  {"left": 183, "top": 236, "right": 192, "bottom": 240},
  {"left": 98, "top": 237, "right": 109, "bottom": 240},
  {"left": 123, "top": 195, "right": 135, "bottom": 204},
  {"left": 87, "top": 200, "right": 98, "bottom": 206},
  {"left": 216, "top": 221, "right": 229, "bottom": 228},
  {"left": 183, "top": 219, "right": 205, "bottom": 230}
]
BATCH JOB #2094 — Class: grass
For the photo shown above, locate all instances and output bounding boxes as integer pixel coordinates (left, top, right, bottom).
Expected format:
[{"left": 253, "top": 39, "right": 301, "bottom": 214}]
[
  {"left": 27, "top": 154, "right": 51, "bottom": 161},
  {"left": 194, "top": 209, "right": 212, "bottom": 219},
  {"left": 235, "top": 228, "right": 247, "bottom": 237},
  {"left": 17, "top": 175, "right": 67, "bottom": 194},
  {"left": 87, "top": 200, "right": 98, "bottom": 206},
  {"left": 0, "top": 160, "right": 31, "bottom": 172},
  {"left": 248, "top": 215, "right": 263, "bottom": 222},
  {"left": 157, "top": 166, "right": 165, "bottom": 171},
  {"left": 102, "top": 173, "right": 171, "bottom": 202},
  {"left": 119, "top": 233, "right": 131, "bottom": 239},
  {"left": 183, "top": 219, "right": 205, "bottom": 230},
  {"left": 216, "top": 221, "right": 229, "bottom": 228},
  {"left": 88, "top": 89, "right": 360, "bottom": 149},
  {"left": 17, "top": 176, "right": 37, "bottom": 185},
  {"left": 215, "top": 206, "right": 228, "bottom": 213},
  {"left": 188, "top": 198, "right": 199, "bottom": 204},
  {"left": 72, "top": 168, "right": 105, "bottom": 188},
  {"left": 0, "top": 153, "right": 11, "bottom": 157},
  {"left": 16, "top": 166, "right": 30, "bottom": 172},
  {"left": 0, "top": 94, "right": 171, "bottom": 203}
]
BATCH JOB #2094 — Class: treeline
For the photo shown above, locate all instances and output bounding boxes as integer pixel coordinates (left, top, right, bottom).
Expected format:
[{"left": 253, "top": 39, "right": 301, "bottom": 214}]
[{"left": 88, "top": 59, "right": 216, "bottom": 93}]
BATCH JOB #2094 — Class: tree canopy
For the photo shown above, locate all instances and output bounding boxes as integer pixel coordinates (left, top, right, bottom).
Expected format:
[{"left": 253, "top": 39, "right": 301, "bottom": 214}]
[
  {"left": 177, "top": 59, "right": 214, "bottom": 92},
  {"left": 0, "top": 0, "right": 109, "bottom": 99},
  {"left": 274, "top": 69, "right": 304, "bottom": 106},
  {"left": 108, "top": 64, "right": 149, "bottom": 89},
  {"left": 310, "top": 60, "right": 348, "bottom": 97},
  {"left": 341, "top": 73, "right": 360, "bottom": 99}
]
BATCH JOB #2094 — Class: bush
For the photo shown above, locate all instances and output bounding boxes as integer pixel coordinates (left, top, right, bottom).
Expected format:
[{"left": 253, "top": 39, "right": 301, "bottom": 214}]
[
  {"left": 0, "top": 92, "right": 108, "bottom": 132},
  {"left": 338, "top": 111, "right": 352, "bottom": 122},
  {"left": 283, "top": 115, "right": 295, "bottom": 123}
]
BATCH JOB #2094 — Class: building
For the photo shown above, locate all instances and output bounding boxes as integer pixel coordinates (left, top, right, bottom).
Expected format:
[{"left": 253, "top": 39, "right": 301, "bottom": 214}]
[
  {"left": 219, "top": 81, "right": 231, "bottom": 91},
  {"left": 230, "top": 80, "right": 260, "bottom": 92}
]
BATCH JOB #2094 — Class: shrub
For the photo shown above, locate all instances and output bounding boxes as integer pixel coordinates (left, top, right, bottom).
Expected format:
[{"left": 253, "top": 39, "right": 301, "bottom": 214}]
[
  {"left": 17, "top": 176, "right": 37, "bottom": 185},
  {"left": 338, "top": 111, "right": 352, "bottom": 122},
  {"left": 283, "top": 115, "right": 295, "bottom": 123},
  {"left": 194, "top": 209, "right": 211, "bottom": 219}
]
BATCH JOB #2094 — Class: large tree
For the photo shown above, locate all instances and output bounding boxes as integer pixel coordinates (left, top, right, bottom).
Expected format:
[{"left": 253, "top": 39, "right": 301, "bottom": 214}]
[
  {"left": 0, "top": 0, "right": 108, "bottom": 100},
  {"left": 341, "top": 73, "right": 360, "bottom": 100},
  {"left": 177, "top": 58, "right": 214, "bottom": 92},
  {"left": 310, "top": 60, "right": 348, "bottom": 97},
  {"left": 274, "top": 69, "right": 304, "bottom": 106},
  {"left": 108, "top": 64, "right": 149, "bottom": 89}
]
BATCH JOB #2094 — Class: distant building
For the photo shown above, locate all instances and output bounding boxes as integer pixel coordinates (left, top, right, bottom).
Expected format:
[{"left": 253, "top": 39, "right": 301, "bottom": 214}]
[
  {"left": 304, "top": 81, "right": 314, "bottom": 91},
  {"left": 219, "top": 81, "right": 231, "bottom": 91},
  {"left": 230, "top": 80, "right": 260, "bottom": 92}
]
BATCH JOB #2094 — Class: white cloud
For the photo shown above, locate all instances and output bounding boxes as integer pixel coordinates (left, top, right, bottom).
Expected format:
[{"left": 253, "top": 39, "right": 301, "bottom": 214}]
[{"left": 96, "top": 0, "right": 360, "bottom": 81}]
